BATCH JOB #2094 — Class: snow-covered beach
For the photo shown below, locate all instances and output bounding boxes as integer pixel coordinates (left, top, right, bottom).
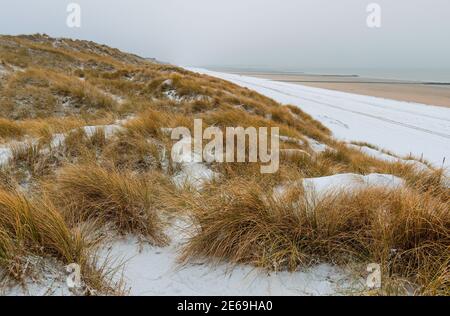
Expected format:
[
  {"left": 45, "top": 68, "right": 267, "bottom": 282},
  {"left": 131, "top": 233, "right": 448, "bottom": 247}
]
[{"left": 188, "top": 68, "right": 450, "bottom": 169}]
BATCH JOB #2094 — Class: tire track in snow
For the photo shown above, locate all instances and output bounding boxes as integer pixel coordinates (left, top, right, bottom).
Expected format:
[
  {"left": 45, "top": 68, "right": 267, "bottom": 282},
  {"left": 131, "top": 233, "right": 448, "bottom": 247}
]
[
  {"left": 231, "top": 78, "right": 450, "bottom": 140},
  {"left": 269, "top": 80, "right": 450, "bottom": 123}
]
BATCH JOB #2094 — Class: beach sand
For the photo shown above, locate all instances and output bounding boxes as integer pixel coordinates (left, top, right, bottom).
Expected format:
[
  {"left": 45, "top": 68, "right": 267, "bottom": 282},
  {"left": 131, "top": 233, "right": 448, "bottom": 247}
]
[{"left": 226, "top": 72, "right": 450, "bottom": 108}]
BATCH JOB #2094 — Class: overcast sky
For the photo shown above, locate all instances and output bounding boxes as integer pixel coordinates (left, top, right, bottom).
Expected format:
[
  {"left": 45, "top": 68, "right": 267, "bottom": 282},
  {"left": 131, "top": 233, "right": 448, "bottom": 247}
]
[{"left": 0, "top": 0, "right": 449, "bottom": 69}]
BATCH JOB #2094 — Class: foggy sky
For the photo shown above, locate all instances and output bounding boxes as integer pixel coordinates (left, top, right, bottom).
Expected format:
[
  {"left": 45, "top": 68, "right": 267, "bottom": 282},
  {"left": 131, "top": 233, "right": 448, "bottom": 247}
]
[{"left": 0, "top": 0, "right": 449, "bottom": 69}]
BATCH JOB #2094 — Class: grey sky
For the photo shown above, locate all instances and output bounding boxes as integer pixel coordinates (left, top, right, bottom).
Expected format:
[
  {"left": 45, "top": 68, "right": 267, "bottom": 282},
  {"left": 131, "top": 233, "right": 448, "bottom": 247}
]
[{"left": 0, "top": 0, "right": 449, "bottom": 69}]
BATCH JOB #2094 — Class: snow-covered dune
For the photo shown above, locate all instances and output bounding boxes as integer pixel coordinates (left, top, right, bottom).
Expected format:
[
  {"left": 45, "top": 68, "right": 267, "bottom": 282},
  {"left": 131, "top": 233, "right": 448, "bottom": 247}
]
[
  {"left": 188, "top": 68, "right": 450, "bottom": 168},
  {"left": 102, "top": 219, "right": 358, "bottom": 296}
]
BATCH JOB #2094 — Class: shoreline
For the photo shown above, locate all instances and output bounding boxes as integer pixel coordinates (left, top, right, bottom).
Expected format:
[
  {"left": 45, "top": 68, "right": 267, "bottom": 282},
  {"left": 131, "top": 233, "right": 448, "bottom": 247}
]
[{"left": 210, "top": 69, "right": 450, "bottom": 108}]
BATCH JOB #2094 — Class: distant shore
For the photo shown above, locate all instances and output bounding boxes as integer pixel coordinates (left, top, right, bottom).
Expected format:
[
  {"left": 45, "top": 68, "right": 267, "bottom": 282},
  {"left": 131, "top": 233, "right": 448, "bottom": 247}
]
[{"left": 213, "top": 70, "right": 450, "bottom": 108}]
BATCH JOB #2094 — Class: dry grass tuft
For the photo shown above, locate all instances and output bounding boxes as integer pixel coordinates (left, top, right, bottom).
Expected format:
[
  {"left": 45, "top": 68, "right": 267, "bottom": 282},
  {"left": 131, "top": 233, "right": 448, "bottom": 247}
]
[
  {"left": 181, "top": 179, "right": 449, "bottom": 295},
  {"left": 0, "top": 189, "right": 114, "bottom": 293},
  {"left": 125, "top": 108, "right": 192, "bottom": 139},
  {"left": 0, "top": 118, "right": 24, "bottom": 139},
  {"left": 10, "top": 142, "right": 58, "bottom": 178},
  {"left": 102, "top": 133, "right": 164, "bottom": 171},
  {"left": 46, "top": 164, "right": 170, "bottom": 246}
]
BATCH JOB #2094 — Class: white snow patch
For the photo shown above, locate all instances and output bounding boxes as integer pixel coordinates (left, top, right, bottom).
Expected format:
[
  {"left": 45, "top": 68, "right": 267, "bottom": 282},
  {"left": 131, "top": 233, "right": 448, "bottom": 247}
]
[
  {"left": 305, "top": 136, "right": 331, "bottom": 154},
  {"left": 278, "top": 135, "right": 331, "bottom": 154},
  {"left": 348, "top": 144, "right": 431, "bottom": 172},
  {"left": 0, "top": 64, "right": 10, "bottom": 77},
  {"left": 303, "top": 173, "right": 405, "bottom": 197},
  {"left": 164, "top": 90, "right": 184, "bottom": 102},
  {"left": 0, "top": 140, "right": 39, "bottom": 167},
  {"left": 103, "top": 218, "right": 359, "bottom": 296},
  {"left": 279, "top": 135, "right": 304, "bottom": 146},
  {"left": 172, "top": 163, "right": 216, "bottom": 190},
  {"left": 162, "top": 79, "right": 173, "bottom": 87},
  {"left": 280, "top": 149, "right": 310, "bottom": 158},
  {"left": 82, "top": 125, "right": 125, "bottom": 138},
  {"left": 50, "top": 133, "right": 66, "bottom": 148},
  {"left": 50, "top": 124, "right": 125, "bottom": 148},
  {"left": 275, "top": 173, "right": 405, "bottom": 202},
  {"left": 347, "top": 144, "right": 400, "bottom": 163},
  {"left": 171, "top": 136, "right": 218, "bottom": 190},
  {"left": 4, "top": 275, "right": 71, "bottom": 297},
  {"left": 1, "top": 257, "right": 73, "bottom": 296},
  {"left": 0, "top": 123, "right": 127, "bottom": 167},
  {"left": 0, "top": 147, "right": 12, "bottom": 166}
]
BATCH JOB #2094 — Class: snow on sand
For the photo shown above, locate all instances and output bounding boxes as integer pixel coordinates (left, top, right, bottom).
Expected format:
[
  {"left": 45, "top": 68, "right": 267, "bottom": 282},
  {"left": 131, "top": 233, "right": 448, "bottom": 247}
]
[
  {"left": 188, "top": 68, "right": 450, "bottom": 169},
  {"left": 103, "top": 218, "right": 359, "bottom": 296}
]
